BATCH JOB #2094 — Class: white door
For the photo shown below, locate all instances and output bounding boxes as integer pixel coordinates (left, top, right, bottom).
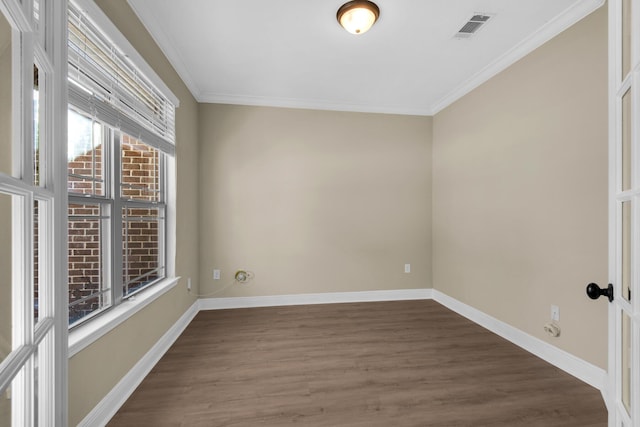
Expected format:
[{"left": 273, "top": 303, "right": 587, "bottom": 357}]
[{"left": 606, "top": 0, "right": 640, "bottom": 425}]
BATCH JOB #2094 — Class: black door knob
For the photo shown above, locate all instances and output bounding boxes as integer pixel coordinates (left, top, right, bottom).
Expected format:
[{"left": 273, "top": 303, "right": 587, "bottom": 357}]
[{"left": 586, "top": 283, "right": 614, "bottom": 302}]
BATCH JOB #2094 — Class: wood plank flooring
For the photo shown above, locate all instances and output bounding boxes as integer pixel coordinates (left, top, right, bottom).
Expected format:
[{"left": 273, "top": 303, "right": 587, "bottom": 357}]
[{"left": 107, "top": 300, "right": 607, "bottom": 426}]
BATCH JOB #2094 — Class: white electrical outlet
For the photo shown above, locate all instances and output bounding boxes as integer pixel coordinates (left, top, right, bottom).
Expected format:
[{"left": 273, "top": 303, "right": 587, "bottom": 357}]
[
  {"left": 551, "top": 305, "right": 559, "bottom": 322},
  {"left": 213, "top": 269, "right": 221, "bottom": 280},
  {"left": 404, "top": 264, "right": 411, "bottom": 273}
]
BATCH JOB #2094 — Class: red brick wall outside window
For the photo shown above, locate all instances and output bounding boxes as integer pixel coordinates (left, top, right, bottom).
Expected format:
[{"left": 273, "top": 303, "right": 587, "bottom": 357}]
[{"left": 121, "top": 136, "right": 162, "bottom": 297}]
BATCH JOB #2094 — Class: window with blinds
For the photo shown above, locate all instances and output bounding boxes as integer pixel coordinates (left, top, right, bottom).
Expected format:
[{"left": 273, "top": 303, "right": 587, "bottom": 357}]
[
  {"left": 66, "top": 0, "right": 175, "bottom": 327},
  {"left": 67, "top": 1, "right": 175, "bottom": 154}
]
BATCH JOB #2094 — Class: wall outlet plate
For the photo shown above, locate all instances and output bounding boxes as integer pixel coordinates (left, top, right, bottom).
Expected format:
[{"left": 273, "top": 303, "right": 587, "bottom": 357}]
[
  {"left": 213, "top": 269, "right": 221, "bottom": 280},
  {"left": 551, "top": 305, "right": 559, "bottom": 322},
  {"left": 404, "top": 264, "right": 411, "bottom": 273}
]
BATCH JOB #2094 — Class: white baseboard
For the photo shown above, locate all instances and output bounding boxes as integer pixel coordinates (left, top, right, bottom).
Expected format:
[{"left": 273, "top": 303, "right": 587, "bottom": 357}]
[
  {"left": 78, "top": 300, "right": 200, "bottom": 427},
  {"left": 198, "top": 288, "right": 433, "bottom": 310},
  {"left": 432, "top": 290, "right": 608, "bottom": 391}
]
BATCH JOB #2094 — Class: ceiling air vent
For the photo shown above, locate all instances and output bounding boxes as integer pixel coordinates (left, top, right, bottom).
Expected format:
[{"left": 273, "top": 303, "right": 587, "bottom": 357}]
[{"left": 454, "top": 14, "right": 493, "bottom": 39}]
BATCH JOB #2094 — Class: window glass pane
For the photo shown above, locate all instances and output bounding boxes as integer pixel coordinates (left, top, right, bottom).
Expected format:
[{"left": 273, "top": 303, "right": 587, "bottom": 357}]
[
  {"left": 0, "top": 383, "right": 9, "bottom": 427},
  {"left": 4, "top": 363, "right": 34, "bottom": 427},
  {"left": 68, "top": 110, "right": 104, "bottom": 196},
  {"left": 34, "top": 200, "right": 40, "bottom": 322},
  {"left": 0, "top": 12, "right": 12, "bottom": 177},
  {"left": 33, "top": 65, "right": 41, "bottom": 186},
  {"left": 122, "top": 206, "right": 163, "bottom": 297},
  {"left": 0, "top": 192, "right": 12, "bottom": 366},
  {"left": 622, "top": 311, "right": 632, "bottom": 415},
  {"left": 36, "top": 331, "right": 53, "bottom": 424},
  {"left": 32, "top": 347, "right": 38, "bottom": 427},
  {"left": 68, "top": 203, "right": 110, "bottom": 325},
  {"left": 622, "top": 89, "right": 632, "bottom": 191},
  {"left": 622, "top": 0, "right": 632, "bottom": 79},
  {"left": 622, "top": 201, "right": 632, "bottom": 301},
  {"left": 33, "top": 0, "right": 40, "bottom": 25},
  {"left": 121, "top": 135, "right": 160, "bottom": 202}
]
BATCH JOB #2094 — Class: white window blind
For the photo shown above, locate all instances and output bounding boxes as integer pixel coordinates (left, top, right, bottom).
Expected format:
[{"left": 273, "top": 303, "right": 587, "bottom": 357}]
[{"left": 67, "top": 1, "right": 175, "bottom": 155}]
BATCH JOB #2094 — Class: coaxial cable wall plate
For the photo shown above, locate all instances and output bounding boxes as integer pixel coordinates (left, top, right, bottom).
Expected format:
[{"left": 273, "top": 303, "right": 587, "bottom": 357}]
[{"left": 235, "top": 270, "right": 248, "bottom": 283}]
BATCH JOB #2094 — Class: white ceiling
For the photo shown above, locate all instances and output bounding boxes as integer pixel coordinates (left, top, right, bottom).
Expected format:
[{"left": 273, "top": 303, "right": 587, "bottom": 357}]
[{"left": 127, "top": 0, "right": 603, "bottom": 116}]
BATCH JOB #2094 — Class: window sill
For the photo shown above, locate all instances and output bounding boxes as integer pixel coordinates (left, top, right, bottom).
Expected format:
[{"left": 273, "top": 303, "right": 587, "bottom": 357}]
[{"left": 68, "top": 277, "right": 180, "bottom": 358}]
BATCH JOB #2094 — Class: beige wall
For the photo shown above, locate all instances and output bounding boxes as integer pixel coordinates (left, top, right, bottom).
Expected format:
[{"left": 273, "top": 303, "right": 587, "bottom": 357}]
[
  {"left": 68, "top": 1, "right": 199, "bottom": 424},
  {"left": 198, "top": 105, "right": 432, "bottom": 297},
  {"left": 433, "top": 7, "right": 608, "bottom": 368}
]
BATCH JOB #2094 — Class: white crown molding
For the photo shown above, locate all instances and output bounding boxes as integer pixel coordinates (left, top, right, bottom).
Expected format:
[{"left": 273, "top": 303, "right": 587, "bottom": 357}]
[
  {"left": 77, "top": 300, "right": 200, "bottom": 427},
  {"left": 197, "top": 92, "right": 435, "bottom": 116},
  {"left": 430, "top": 0, "right": 605, "bottom": 114},
  {"left": 126, "top": 0, "right": 202, "bottom": 100},
  {"left": 199, "top": 288, "right": 433, "bottom": 310},
  {"left": 431, "top": 290, "right": 608, "bottom": 392}
]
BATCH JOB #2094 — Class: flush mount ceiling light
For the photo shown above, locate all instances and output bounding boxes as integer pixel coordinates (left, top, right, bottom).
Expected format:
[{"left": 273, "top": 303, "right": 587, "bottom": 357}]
[{"left": 337, "top": 0, "right": 380, "bottom": 35}]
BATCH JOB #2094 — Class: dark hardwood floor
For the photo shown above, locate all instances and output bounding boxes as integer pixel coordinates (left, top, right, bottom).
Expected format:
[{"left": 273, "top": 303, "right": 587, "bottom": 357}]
[{"left": 108, "top": 300, "right": 607, "bottom": 426}]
